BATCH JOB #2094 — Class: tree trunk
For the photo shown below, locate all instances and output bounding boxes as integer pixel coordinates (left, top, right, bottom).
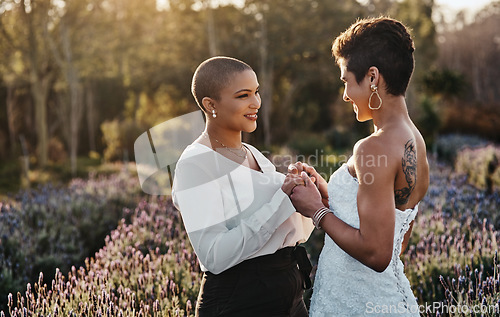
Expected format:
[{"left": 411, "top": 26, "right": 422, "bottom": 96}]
[
  {"left": 32, "top": 76, "right": 51, "bottom": 167},
  {"left": 23, "top": 0, "right": 51, "bottom": 167},
  {"left": 259, "top": 8, "right": 272, "bottom": 147},
  {"left": 86, "top": 83, "right": 96, "bottom": 152},
  {"left": 6, "top": 85, "right": 16, "bottom": 154},
  {"left": 61, "top": 22, "right": 84, "bottom": 176},
  {"left": 205, "top": 1, "right": 218, "bottom": 56},
  {"left": 69, "top": 79, "right": 83, "bottom": 176}
]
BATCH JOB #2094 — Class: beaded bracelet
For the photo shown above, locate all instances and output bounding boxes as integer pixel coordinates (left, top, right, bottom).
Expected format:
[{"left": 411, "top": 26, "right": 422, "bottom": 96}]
[{"left": 312, "top": 206, "right": 330, "bottom": 229}]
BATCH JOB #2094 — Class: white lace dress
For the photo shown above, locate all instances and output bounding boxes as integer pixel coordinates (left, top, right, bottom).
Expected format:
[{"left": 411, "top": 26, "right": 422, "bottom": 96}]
[{"left": 309, "top": 164, "right": 420, "bottom": 317}]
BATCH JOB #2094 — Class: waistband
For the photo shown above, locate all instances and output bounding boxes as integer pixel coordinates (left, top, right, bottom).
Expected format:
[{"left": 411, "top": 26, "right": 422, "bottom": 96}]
[
  {"left": 206, "top": 245, "right": 312, "bottom": 289},
  {"left": 207, "top": 246, "right": 296, "bottom": 276}
]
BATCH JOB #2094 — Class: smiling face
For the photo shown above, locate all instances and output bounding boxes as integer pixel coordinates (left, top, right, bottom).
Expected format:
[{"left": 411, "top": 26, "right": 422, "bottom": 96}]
[
  {"left": 211, "top": 69, "right": 261, "bottom": 133},
  {"left": 340, "top": 59, "right": 373, "bottom": 122}
]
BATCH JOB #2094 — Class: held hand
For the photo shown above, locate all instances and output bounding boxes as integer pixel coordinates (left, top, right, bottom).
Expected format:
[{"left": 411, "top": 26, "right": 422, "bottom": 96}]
[
  {"left": 290, "top": 162, "right": 328, "bottom": 207},
  {"left": 301, "top": 163, "right": 329, "bottom": 207},
  {"left": 282, "top": 173, "right": 306, "bottom": 196},
  {"left": 290, "top": 172, "right": 325, "bottom": 218},
  {"left": 288, "top": 162, "right": 316, "bottom": 183},
  {"left": 288, "top": 162, "right": 304, "bottom": 175}
]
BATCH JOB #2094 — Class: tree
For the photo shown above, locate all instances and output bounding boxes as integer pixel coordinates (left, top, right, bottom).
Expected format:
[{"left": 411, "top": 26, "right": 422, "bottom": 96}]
[
  {"left": 396, "top": 0, "right": 438, "bottom": 89},
  {"left": 0, "top": 0, "right": 56, "bottom": 167},
  {"left": 46, "top": 1, "right": 86, "bottom": 175},
  {"left": 0, "top": 5, "right": 29, "bottom": 155}
]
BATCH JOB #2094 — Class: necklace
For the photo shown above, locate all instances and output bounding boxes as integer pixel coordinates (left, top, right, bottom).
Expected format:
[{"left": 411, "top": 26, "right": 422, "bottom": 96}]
[{"left": 202, "top": 132, "right": 247, "bottom": 159}]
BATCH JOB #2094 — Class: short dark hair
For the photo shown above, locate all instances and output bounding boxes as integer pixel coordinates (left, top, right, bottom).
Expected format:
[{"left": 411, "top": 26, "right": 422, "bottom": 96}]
[
  {"left": 332, "top": 17, "right": 415, "bottom": 96},
  {"left": 191, "top": 56, "right": 253, "bottom": 112}
]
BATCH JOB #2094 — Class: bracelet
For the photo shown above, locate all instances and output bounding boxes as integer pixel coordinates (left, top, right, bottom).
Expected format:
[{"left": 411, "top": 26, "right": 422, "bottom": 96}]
[{"left": 312, "top": 206, "right": 330, "bottom": 229}]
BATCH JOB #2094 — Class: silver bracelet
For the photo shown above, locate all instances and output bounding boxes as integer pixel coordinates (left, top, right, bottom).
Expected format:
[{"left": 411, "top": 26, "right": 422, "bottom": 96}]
[{"left": 312, "top": 207, "right": 330, "bottom": 229}]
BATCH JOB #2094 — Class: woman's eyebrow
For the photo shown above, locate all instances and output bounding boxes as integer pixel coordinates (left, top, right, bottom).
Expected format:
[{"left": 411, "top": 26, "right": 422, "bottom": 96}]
[
  {"left": 234, "top": 87, "right": 259, "bottom": 94},
  {"left": 234, "top": 89, "right": 251, "bottom": 94}
]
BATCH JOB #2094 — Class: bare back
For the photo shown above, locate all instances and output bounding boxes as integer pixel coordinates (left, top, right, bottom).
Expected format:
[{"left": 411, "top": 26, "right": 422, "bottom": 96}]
[
  {"left": 392, "top": 120, "right": 429, "bottom": 211},
  {"left": 347, "top": 118, "right": 429, "bottom": 211}
]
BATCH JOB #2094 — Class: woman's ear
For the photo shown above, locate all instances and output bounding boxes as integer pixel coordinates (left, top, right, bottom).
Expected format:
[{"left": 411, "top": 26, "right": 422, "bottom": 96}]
[
  {"left": 367, "top": 66, "right": 380, "bottom": 85},
  {"left": 202, "top": 97, "right": 215, "bottom": 113}
]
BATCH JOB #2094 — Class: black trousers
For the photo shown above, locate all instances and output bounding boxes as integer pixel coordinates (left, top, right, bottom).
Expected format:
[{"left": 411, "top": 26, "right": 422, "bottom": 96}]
[{"left": 196, "top": 247, "right": 309, "bottom": 317}]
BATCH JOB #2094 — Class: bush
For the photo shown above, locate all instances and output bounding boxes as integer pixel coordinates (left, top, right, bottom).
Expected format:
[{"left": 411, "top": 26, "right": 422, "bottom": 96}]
[
  {"left": 3, "top": 198, "right": 200, "bottom": 316},
  {"left": 324, "top": 127, "right": 357, "bottom": 151},
  {"left": 402, "top": 158, "right": 500, "bottom": 308},
  {"left": 3, "top": 156, "right": 500, "bottom": 316},
  {"left": 48, "top": 137, "right": 68, "bottom": 163},
  {"left": 455, "top": 144, "right": 500, "bottom": 193},
  {"left": 101, "top": 119, "right": 144, "bottom": 162},
  {"left": 287, "top": 132, "right": 331, "bottom": 157},
  {"left": 439, "top": 253, "right": 499, "bottom": 317},
  {"left": 434, "top": 134, "right": 488, "bottom": 163},
  {"left": 0, "top": 170, "right": 142, "bottom": 311}
]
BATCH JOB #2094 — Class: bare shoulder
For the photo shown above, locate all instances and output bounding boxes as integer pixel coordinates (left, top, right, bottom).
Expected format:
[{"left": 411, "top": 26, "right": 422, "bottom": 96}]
[{"left": 353, "top": 134, "right": 400, "bottom": 169}]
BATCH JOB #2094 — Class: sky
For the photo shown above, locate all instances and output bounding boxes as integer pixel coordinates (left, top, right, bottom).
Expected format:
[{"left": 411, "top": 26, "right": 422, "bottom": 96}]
[
  {"left": 214, "top": 0, "right": 495, "bottom": 12},
  {"left": 157, "top": 0, "right": 495, "bottom": 20},
  {"left": 436, "top": 0, "right": 492, "bottom": 12},
  {"left": 434, "top": 0, "right": 494, "bottom": 23}
]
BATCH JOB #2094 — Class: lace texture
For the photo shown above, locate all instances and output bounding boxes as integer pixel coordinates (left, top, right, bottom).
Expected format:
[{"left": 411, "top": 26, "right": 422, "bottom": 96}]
[{"left": 309, "top": 164, "right": 420, "bottom": 317}]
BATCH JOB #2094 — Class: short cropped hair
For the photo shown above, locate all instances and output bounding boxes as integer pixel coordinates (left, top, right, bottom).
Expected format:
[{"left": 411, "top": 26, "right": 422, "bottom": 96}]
[
  {"left": 191, "top": 56, "right": 253, "bottom": 112},
  {"left": 332, "top": 17, "right": 415, "bottom": 96}
]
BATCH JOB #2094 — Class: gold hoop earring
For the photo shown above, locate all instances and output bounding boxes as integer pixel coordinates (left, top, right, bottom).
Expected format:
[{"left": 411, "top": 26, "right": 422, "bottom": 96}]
[
  {"left": 212, "top": 109, "right": 217, "bottom": 118},
  {"left": 368, "top": 85, "right": 382, "bottom": 110}
]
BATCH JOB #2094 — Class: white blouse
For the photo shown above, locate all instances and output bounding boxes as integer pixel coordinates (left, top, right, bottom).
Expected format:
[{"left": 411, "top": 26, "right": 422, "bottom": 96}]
[{"left": 172, "top": 142, "right": 314, "bottom": 274}]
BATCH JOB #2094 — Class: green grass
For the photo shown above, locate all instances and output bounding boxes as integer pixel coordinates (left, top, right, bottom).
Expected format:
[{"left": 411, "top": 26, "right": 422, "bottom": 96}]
[{"left": 0, "top": 156, "right": 137, "bottom": 197}]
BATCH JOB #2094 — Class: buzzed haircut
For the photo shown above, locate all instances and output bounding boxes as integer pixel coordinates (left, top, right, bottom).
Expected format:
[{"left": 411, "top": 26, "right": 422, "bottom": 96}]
[
  {"left": 332, "top": 17, "right": 415, "bottom": 96},
  {"left": 191, "top": 56, "right": 253, "bottom": 112}
]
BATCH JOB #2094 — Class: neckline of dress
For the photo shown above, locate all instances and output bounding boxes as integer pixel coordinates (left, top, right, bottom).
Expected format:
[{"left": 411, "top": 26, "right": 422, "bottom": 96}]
[
  {"left": 339, "top": 163, "right": 419, "bottom": 213},
  {"left": 190, "top": 142, "right": 264, "bottom": 173}
]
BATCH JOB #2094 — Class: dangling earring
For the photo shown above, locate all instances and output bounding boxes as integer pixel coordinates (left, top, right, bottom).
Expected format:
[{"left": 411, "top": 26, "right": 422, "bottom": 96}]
[
  {"left": 212, "top": 109, "right": 217, "bottom": 118},
  {"left": 368, "top": 85, "right": 382, "bottom": 110}
]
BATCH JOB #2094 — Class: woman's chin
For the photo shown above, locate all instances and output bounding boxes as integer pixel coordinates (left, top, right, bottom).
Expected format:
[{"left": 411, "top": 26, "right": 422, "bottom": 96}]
[
  {"left": 354, "top": 111, "right": 370, "bottom": 122},
  {"left": 357, "top": 115, "right": 371, "bottom": 123},
  {"left": 244, "top": 124, "right": 258, "bottom": 133}
]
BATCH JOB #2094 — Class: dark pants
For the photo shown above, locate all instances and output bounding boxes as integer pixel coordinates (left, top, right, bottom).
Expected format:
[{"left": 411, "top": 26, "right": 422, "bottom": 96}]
[{"left": 196, "top": 247, "right": 309, "bottom": 317}]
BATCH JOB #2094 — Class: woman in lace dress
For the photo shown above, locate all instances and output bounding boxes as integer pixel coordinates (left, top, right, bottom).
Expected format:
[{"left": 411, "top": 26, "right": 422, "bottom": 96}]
[{"left": 287, "top": 17, "right": 430, "bottom": 316}]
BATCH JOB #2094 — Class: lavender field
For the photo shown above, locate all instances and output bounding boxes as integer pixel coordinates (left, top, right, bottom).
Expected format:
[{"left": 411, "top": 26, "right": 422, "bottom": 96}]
[{"left": 1, "top": 157, "right": 499, "bottom": 316}]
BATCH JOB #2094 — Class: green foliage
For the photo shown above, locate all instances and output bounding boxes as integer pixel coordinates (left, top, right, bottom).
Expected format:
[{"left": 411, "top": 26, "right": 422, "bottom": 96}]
[
  {"left": 101, "top": 119, "right": 144, "bottom": 162},
  {"left": 2, "top": 0, "right": 497, "bottom": 167},
  {"left": 131, "top": 87, "right": 196, "bottom": 127},
  {"left": 0, "top": 160, "right": 22, "bottom": 194},
  {"left": 324, "top": 126, "right": 364, "bottom": 152},
  {"left": 455, "top": 145, "right": 500, "bottom": 193},
  {"left": 287, "top": 132, "right": 331, "bottom": 157},
  {"left": 395, "top": 0, "right": 437, "bottom": 81},
  {"left": 417, "top": 96, "right": 441, "bottom": 144},
  {"left": 423, "top": 68, "right": 466, "bottom": 98},
  {"left": 434, "top": 134, "right": 489, "bottom": 163}
]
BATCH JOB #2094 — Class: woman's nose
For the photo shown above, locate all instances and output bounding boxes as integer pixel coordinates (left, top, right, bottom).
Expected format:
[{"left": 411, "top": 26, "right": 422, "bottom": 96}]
[
  {"left": 343, "top": 91, "right": 350, "bottom": 102},
  {"left": 253, "top": 94, "right": 261, "bottom": 108}
]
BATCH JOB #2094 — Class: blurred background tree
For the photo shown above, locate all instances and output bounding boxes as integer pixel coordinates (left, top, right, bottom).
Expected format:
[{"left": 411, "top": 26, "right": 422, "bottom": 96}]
[
  {"left": 0, "top": 0, "right": 498, "bottom": 182},
  {"left": 1, "top": 1, "right": 499, "bottom": 313}
]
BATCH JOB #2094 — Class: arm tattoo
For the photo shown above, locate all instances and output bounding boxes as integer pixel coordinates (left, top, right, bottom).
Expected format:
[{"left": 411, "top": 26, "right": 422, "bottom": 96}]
[{"left": 395, "top": 139, "right": 417, "bottom": 205}]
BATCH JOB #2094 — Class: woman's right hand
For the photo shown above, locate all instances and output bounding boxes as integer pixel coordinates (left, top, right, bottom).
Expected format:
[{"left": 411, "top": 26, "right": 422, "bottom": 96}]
[{"left": 289, "top": 162, "right": 329, "bottom": 207}]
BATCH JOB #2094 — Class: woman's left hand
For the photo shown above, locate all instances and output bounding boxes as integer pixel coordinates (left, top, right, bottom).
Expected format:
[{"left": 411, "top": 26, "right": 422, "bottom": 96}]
[
  {"left": 290, "top": 172, "right": 325, "bottom": 218},
  {"left": 282, "top": 173, "right": 306, "bottom": 196}
]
